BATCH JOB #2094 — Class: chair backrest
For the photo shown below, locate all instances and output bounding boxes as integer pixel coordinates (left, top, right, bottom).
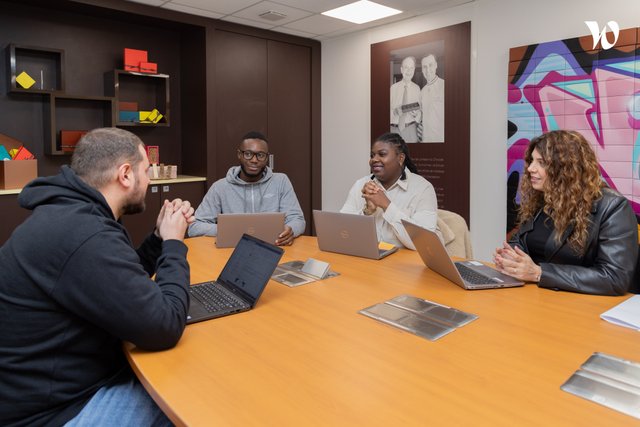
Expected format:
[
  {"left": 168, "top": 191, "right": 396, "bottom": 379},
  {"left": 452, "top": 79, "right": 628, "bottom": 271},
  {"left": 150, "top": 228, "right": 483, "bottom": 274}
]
[{"left": 436, "top": 209, "right": 473, "bottom": 259}]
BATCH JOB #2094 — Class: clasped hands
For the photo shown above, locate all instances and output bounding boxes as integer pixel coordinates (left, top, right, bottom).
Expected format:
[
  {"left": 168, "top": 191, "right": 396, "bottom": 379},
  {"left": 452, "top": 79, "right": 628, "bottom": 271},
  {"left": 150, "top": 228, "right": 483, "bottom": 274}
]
[
  {"left": 493, "top": 242, "right": 542, "bottom": 283},
  {"left": 361, "top": 181, "right": 390, "bottom": 215},
  {"left": 155, "top": 199, "right": 195, "bottom": 241}
]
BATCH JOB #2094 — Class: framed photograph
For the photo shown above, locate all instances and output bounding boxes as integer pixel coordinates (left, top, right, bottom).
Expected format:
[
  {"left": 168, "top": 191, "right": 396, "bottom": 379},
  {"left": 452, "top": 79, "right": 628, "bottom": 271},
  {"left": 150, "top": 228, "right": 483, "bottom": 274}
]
[
  {"left": 146, "top": 145, "right": 159, "bottom": 164},
  {"left": 371, "top": 22, "right": 470, "bottom": 224}
]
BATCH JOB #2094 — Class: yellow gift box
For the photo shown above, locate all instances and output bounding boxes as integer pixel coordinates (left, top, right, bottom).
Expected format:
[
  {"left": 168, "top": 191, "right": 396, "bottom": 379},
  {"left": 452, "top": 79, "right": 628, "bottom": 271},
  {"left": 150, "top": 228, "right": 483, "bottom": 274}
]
[
  {"left": 139, "top": 111, "right": 152, "bottom": 122},
  {"left": 140, "top": 109, "right": 163, "bottom": 124}
]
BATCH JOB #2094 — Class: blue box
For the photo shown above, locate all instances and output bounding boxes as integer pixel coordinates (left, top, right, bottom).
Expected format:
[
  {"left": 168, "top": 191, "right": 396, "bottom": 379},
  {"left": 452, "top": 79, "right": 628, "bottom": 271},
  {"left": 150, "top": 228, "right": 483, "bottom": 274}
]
[{"left": 119, "top": 111, "right": 139, "bottom": 122}]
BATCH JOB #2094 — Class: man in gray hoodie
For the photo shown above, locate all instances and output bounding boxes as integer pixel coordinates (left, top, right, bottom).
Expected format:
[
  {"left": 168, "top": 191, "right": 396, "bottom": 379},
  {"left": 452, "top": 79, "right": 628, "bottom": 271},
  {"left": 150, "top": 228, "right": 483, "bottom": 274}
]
[{"left": 188, "top": 131, "right": 305, "bottom": 245}]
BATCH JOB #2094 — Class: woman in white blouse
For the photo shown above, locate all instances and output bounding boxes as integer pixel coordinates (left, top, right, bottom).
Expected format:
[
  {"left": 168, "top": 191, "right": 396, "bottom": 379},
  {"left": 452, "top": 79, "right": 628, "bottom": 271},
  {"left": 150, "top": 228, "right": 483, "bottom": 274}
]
[{"left": 340, "top": 132, "right": 441, "bottom": 249}]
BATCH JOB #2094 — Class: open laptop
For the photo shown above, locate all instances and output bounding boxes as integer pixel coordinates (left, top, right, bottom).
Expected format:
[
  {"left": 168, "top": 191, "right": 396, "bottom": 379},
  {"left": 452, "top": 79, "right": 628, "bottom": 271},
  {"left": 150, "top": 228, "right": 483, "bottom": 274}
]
[
  {"left": 216, "top": 212, "right": 285, "bottom": 248},
  {"left": 313, "top": 210, "right": 398, "bottom": 260},
  {"left": 402, "top": 219, "right": 523, "bottom": 290},
  {"left": 187, "top": 234, "right": 284, "bottom": 324}
]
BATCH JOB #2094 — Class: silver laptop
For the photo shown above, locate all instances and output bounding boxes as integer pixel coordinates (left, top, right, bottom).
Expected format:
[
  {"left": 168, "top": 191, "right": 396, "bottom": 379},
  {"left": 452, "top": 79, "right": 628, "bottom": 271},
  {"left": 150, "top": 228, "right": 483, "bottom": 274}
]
[
  {"left": 216, "top": 212, "right": 285, "bottom": 248},
  {"left": 402, "top": 219, "right": 523, "bottom": 290},
  {"left": 187, "top": 234, "right": 284, "bottom": 324},
  {"left": 313, "top": 210, "right": 398, "bottom": 260}
]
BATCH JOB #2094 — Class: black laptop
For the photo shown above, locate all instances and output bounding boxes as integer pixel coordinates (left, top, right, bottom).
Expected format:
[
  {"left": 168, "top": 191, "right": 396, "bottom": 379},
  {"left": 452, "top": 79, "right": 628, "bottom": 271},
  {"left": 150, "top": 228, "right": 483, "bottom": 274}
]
[{"left": 187, "top": 234, "right": 284, "bottom": 324}]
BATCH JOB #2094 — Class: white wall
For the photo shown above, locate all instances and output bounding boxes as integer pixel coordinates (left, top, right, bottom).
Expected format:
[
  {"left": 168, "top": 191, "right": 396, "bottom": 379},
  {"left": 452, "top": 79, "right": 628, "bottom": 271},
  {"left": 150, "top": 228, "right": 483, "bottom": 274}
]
[{"left": 321, "top": 0, "right": 640, "bottom": 260}]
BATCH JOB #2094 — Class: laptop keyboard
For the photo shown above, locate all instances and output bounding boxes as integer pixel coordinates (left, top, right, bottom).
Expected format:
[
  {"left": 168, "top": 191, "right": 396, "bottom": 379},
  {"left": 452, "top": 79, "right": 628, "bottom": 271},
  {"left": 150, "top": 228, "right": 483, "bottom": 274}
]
[
  {"left": 454, "top": 263, "right": 497, "bottom": 285},
  {"left": 190, "top": 282, "right": 248, "bottom": 313}
]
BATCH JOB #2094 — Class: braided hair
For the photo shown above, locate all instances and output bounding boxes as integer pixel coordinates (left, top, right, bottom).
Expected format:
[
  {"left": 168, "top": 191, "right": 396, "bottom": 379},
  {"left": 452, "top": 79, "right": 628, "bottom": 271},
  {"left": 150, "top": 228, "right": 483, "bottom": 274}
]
[{"left": 374, "top": 132, "right": 418, "bottom": 179}]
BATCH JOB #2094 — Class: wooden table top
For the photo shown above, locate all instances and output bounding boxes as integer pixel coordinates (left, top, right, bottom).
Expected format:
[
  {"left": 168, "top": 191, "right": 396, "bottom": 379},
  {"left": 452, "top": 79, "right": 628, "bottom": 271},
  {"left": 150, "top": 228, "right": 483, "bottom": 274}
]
[{"left": 125, "top": 236, "right": 640, "bottom": 426}]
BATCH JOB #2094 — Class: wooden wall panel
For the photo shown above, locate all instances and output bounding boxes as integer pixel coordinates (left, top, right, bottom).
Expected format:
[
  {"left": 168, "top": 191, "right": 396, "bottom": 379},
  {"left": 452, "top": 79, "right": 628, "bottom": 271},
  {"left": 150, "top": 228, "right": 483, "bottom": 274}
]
[
  {"left": 214, "top": 30, "right": 268, "bottom": 179},
  {"left": 267, "top": 40, "right": 312, "bottom": 234}
]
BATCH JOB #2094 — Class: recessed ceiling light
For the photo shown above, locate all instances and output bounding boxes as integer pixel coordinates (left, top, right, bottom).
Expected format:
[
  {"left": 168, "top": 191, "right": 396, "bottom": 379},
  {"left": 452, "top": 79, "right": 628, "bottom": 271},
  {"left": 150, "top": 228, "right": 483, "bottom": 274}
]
[{"left": 321, "top": 0, "right": 402, "bottom": 25}]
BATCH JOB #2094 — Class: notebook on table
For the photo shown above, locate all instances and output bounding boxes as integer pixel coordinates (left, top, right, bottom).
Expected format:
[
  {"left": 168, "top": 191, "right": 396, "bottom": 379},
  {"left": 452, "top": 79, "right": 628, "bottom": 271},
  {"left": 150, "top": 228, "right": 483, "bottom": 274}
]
[
  {"left": 187, "top": 234, "right": 284, "bottom": 324},
  {"left": 312, "top": 210, "right": 398, "bottom": 260},
  {"left": 216, "top": 212, "right": 285, "bottom": 248},
  {"left": 402, "top": 219, "right": 523, "bottom": 290}
]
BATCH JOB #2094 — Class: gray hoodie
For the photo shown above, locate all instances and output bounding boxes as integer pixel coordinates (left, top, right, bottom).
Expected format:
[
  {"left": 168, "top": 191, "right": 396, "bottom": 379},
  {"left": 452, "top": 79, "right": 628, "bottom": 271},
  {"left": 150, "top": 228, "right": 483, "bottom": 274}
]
[{"left": 188, "top": 166, "right": 305, "bottom": 237}]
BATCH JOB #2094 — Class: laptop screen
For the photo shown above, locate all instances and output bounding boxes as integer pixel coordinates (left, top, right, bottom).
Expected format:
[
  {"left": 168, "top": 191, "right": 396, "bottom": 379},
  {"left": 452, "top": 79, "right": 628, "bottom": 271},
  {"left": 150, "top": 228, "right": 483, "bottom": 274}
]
[
  {"left": 217, "top": 234, "right": 284, "bottom": 305},
  {"left": 216, "top": 212, "right": 285, "bottom": 248}
]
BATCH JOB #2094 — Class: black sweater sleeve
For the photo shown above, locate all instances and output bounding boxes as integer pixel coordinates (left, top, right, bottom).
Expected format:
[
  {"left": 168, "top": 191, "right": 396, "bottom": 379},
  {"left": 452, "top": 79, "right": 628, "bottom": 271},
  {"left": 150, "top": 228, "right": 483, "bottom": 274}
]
[
  {"left": 136, "top": 231, "right": 163, "bottom": 276},
  {"left": 53, "top": 229, "right": 190, "bottom": 350}
]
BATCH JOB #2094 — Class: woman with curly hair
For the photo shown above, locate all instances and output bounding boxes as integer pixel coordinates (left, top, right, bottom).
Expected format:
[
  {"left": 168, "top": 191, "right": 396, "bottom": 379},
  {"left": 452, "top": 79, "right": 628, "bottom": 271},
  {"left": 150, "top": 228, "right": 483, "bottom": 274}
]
[{"left": 494, "top": 130, "right": 637, "bottom": 295}]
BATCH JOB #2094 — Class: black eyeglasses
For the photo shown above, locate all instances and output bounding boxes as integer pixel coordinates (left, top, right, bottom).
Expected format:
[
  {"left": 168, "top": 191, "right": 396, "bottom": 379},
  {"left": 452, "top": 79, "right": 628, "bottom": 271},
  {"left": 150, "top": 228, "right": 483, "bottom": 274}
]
[{"left": 239, "top": 150, "right": 269, "bottom": 161}]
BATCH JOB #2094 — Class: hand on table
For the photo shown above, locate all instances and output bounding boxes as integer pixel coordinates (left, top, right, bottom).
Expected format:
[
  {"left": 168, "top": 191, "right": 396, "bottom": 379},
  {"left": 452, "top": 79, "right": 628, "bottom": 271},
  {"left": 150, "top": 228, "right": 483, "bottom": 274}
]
[{"left": 493, "top": 241, "right": 541, "bottom": 283}]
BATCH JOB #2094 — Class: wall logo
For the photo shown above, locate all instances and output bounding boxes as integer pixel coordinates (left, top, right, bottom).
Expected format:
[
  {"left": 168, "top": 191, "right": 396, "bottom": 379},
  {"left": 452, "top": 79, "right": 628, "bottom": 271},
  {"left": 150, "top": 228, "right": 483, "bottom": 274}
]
[{"left": 584, "top": 21, "right": 620, "bottom": 50}]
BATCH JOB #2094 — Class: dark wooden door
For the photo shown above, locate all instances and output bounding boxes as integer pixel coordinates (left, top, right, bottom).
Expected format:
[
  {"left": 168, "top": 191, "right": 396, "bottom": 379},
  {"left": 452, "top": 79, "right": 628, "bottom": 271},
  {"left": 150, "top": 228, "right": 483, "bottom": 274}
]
[
  {"left": 214, "top": 30, "right": 268, "bottom": 176},
  {"left": 213, "top": 30, "right": 314, "bottom": 234}
]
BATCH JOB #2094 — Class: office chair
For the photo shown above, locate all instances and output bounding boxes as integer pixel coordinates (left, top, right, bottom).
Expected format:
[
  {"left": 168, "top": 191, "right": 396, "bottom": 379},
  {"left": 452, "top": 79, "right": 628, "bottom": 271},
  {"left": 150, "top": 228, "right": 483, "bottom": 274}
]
[{"left": 436, "top": 209, "right": 473, "bottom": 259}]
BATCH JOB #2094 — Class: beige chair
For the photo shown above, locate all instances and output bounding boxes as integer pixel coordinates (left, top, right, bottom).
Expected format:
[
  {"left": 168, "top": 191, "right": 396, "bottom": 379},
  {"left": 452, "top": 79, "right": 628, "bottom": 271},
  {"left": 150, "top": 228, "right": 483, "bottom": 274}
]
[{"left": 436, "top": 209, "right": 473, "bottom": 259}]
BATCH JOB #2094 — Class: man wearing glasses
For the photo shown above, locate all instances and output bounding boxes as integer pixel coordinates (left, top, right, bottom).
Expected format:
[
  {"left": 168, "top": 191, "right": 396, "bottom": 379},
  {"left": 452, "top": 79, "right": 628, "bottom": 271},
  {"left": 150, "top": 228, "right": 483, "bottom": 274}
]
[{"left": 188, "top": 131, "right": 305, "bottom": 245}]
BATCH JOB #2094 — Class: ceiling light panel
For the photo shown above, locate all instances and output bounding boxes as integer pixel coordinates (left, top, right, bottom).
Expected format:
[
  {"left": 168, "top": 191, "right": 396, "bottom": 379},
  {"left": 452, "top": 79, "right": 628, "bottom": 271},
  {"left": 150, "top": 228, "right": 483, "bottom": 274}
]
[
  {"left": 270, "top": 0, "right": 351, "bottom": 14},
  {"left": 322, "top": 0, "right": 402, "bottom": 24},
  {"left": 283, "top": 13, "right": 354, "bottom": 34}
]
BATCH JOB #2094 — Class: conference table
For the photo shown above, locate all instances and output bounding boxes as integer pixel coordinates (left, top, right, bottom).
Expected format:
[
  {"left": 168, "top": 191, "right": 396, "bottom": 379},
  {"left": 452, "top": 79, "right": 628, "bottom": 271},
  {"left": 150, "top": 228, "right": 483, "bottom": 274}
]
[{"left": 125, "top": 236, "right": 640, "bottom": 426}]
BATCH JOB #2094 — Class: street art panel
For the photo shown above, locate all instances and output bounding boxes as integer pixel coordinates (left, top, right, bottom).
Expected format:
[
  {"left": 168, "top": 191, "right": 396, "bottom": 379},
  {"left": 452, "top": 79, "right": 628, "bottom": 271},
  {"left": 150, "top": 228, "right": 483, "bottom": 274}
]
[{"left": 507, "top": 27, "right": 640, "bottom": 231}]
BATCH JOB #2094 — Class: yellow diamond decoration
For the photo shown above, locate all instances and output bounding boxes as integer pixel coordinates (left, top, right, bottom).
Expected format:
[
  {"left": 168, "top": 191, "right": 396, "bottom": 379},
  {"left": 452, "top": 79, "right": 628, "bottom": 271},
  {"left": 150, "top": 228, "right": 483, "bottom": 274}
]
[{"left": 16, "top": 71, "right": 36, "bottom": 89}]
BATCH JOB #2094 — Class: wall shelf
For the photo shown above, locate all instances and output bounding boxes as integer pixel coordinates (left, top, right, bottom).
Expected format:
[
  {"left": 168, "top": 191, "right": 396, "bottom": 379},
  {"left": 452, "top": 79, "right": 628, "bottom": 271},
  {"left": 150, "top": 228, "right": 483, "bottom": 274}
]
[
  {"left": 105, "top": 70, "right": 170, "bottom": 127},
  {"left": 7, "top": 44, "right": 65, "bottom": 93},
  {"left": 43, "top": 94, "right": 115, "bottom": 155}
]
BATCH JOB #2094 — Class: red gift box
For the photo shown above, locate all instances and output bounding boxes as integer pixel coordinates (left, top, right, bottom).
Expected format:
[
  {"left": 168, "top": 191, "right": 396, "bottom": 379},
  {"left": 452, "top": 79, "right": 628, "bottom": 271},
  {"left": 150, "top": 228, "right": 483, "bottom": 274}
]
[
  {"left": 124, "top": 48, "right": 147, "bottom": 72},
  {"left": 60, "top": 130, "right": 87, "bottom": 153},
  {"left": 139, "top": 62, "right": 157, "bottom": 74},
  {"left": 119, "top": 101, "right": 139, "bottom": 111},
  {"left": 12, "top": 145, "right": 35, "bottom": 160}
]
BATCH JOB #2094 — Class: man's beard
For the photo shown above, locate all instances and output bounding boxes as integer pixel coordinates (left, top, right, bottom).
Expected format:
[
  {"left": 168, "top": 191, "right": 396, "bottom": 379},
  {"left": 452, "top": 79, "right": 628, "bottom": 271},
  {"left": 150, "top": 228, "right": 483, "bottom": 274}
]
[
  {"left": 122, "top": 178, "right": 146, "bottom": 215},
  {"left": 121, "top": 199, "right": 145, "bottom": 215}
]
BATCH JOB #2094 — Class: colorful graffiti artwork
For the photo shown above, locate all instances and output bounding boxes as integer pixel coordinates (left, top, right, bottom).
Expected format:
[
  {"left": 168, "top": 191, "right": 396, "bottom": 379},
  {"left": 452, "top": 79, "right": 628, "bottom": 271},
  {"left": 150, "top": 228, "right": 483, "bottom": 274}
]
[{"left": 507, "top": 28, "right": 640, "bottom": 231}]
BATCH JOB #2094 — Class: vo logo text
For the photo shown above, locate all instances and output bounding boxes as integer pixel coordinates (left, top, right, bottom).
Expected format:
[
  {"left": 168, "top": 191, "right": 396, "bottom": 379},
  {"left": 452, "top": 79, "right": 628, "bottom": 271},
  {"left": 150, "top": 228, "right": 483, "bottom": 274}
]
[{"left": 584, "top": 21, "right": 620, "bottom": 50}]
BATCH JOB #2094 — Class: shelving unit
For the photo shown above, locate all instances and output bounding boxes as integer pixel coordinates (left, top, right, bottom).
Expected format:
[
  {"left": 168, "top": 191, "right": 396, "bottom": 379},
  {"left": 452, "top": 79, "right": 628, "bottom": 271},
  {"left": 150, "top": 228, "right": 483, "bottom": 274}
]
[
  {"left": 105, "top": 70, "right": 170, "bottom": 127},
  {"left": 43, "top": 95, "right": 115, "bottom": 155},
  {"left": 5, "top": 44, "right": 172, "bottom": 156},
  {"left": 7, "top": 44, "right": 65, "bottom": 93}
]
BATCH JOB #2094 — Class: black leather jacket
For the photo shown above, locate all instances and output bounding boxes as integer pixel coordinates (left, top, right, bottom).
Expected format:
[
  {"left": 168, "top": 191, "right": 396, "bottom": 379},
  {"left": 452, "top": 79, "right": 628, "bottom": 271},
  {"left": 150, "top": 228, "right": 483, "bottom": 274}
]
[{"left": 509, "top": 188, "right": 638, "bottom": 296}]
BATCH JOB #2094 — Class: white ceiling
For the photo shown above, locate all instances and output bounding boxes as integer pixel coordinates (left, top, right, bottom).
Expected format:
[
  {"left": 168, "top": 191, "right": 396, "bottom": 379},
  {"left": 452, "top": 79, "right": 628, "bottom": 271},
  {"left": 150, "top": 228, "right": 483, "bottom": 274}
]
[{"left": 123, "top": 0, "right": 473, "bottom": 40}]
